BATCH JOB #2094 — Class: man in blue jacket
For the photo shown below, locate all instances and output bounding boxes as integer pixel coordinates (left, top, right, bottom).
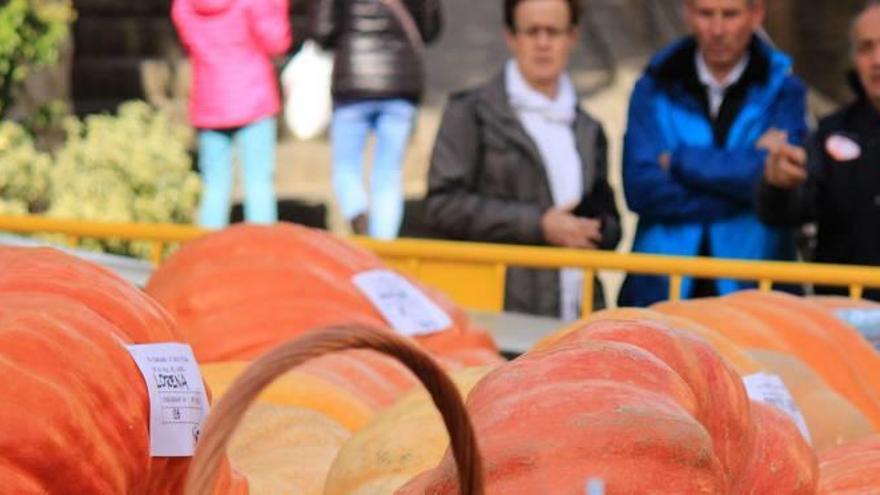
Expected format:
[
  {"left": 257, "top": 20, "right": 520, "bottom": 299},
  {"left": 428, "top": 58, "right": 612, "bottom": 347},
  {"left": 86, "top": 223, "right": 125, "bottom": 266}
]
[{"left": 618, "top": 0, "right": 808, "bottom": 307}]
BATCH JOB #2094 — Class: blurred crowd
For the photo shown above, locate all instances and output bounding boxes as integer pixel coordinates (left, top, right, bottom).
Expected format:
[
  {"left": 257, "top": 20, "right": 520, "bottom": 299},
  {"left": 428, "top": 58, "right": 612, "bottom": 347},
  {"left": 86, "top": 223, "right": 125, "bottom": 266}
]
[{"left": 171, "top": 0, "right": 880, "bottom": 317}]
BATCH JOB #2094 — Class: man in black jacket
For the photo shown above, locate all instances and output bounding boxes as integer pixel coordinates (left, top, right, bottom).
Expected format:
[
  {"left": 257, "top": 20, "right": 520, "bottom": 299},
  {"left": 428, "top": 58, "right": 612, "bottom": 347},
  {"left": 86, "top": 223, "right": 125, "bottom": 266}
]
[
  {"left": 424, "top": 0, "right": 621, "bottom": 319},
  {"left": 758, "top": 1, "right": 880, "bottom": 300},
  {"left": 312, "top": 0, "right": 442, "bottom": 239}
]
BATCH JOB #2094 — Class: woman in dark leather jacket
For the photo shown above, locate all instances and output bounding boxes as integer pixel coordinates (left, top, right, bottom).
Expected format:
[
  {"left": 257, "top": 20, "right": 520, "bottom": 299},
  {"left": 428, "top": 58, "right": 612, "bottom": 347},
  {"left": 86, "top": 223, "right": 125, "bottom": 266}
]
[{"left": 311, "top": 0, "right": 442, "bottom": 239}]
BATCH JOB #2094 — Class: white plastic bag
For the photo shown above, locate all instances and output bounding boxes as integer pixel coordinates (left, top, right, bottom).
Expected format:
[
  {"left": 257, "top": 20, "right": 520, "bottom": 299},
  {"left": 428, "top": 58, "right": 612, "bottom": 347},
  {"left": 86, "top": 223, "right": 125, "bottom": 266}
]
[{"left": 281, "top": 41, "right": 333, "bottom": 140}]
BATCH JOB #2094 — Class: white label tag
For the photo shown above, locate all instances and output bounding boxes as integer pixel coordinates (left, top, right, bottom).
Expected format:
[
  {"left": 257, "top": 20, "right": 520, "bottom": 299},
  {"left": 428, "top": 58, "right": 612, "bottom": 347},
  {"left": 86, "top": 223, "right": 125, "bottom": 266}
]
[
  {"left": 743, "top": 373, "right": 811, "bottom": 444},
  {"left": 352, "top": 269, "right": 452, "bottom": 336},
  {"left": 835, "top": 309, "right": 880, "bottom": 347},
  {"left": 126, "top": 343, "right": 210, "bottom": 457}
]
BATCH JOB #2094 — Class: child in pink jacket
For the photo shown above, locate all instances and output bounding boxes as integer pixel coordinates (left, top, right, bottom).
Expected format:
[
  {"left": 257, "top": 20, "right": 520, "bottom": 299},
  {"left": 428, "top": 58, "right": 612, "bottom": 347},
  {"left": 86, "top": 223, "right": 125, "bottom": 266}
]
[{"left": 172, "top": 0, "right": 292, "bottom": 228}]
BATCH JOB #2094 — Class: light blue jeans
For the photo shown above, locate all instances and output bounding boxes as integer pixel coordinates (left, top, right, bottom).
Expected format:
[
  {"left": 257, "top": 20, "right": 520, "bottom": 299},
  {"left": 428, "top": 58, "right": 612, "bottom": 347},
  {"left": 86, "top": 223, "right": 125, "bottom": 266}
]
[
  {"left": 331, "top": 99, "right": 416, "bottom": 239},
  {"left": 198, "top": 117, "right": 278, "bottom": 229}
]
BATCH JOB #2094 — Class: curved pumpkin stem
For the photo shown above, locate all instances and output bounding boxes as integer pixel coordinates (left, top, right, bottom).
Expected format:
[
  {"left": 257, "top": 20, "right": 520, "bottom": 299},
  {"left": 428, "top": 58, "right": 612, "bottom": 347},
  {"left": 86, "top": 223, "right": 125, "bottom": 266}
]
[{"left": 185, "top": 325, "right": 484, "bottom": 495}]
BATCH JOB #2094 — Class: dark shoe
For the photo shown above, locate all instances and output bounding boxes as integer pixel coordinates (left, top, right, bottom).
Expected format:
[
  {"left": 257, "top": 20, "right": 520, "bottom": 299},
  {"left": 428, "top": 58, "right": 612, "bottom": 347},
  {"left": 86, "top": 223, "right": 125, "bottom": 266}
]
[{"left": 350, "top": 213, "right": 368, "bottom": 235}]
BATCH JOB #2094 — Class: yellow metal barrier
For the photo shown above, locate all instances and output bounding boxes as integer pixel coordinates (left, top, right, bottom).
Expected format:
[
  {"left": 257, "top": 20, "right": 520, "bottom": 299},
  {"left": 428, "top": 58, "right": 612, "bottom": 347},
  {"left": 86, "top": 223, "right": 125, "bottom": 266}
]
[
  {"left": 353, "top": 237, "right": 880, "bottom": 313},
  {"left": 1, "top": 215, "right": 877, "bottom": 317}
]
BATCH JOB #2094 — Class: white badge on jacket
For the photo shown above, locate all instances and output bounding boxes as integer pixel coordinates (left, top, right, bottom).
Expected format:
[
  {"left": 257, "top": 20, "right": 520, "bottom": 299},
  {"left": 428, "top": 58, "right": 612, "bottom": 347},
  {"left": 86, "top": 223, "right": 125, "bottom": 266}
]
[{"left": 825, "top": 134, "right": 862, "bottom": 162}]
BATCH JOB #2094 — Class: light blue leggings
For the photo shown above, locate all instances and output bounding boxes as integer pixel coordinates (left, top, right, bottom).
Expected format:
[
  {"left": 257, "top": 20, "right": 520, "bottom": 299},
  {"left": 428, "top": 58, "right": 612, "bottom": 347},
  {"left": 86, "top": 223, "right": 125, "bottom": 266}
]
[
  {"left": 331, "top": 99, "right": 416, "bottom": 239},
  {"left": 198, "top": 117, "right": 277, "bottom": 229}
]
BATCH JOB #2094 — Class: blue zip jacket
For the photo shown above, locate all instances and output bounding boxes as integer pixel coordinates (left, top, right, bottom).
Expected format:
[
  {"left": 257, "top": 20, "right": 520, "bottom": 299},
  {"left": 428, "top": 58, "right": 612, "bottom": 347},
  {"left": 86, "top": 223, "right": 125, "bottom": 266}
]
[{"left": 619, "top": 36, "right": 808, "bottom": 307}]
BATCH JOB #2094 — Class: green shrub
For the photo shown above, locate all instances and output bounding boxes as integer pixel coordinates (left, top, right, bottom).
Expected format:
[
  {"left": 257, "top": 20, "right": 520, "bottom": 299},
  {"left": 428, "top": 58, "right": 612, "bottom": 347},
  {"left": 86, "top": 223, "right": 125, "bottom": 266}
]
[
  {"left": 47, "top": 101, "right": 200, "bottom": 258},
  {"left": 0, "top": 101, "right": 200, "bottom": 259},
  {"left": 0, "top": 119, "right": 52, "bottom": 214},
  {"left": 0, "top": 0, "right": 75, "bottom": 118}
]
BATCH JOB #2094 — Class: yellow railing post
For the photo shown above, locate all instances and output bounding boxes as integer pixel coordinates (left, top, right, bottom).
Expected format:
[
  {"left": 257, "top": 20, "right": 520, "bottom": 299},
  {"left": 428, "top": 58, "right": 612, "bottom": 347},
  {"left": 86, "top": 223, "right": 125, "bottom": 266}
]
[
  {"left": 150, "top": 241, "right": 165, "bottom": 266},
  {"left": 581, "top": 269, "right": 596, "bottom": 316},
  {"left": 850, "top": 285, "right": 864, "bottom": 300},
  {"left": 668, "top": 274, "right": 683, "bottom": 301},
  {"left": 494, "top": 263, "right": 507, "bottom": 312},
  {"left": 759, "top": 279, "right": 773, "bottom": 292}
]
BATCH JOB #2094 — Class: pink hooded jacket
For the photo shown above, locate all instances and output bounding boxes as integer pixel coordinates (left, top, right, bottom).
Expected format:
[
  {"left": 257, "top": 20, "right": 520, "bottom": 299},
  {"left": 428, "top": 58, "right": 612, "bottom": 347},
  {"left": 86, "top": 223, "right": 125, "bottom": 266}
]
[{"left": 172, "top": 0, "right": 292, "bottom": 129}]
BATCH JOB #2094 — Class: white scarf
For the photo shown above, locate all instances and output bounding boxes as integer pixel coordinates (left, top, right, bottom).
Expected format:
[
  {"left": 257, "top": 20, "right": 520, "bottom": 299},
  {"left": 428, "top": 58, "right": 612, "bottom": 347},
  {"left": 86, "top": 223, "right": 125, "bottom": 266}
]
[{"left": 506, "top": 59, "right": 584, "bottom": 321}]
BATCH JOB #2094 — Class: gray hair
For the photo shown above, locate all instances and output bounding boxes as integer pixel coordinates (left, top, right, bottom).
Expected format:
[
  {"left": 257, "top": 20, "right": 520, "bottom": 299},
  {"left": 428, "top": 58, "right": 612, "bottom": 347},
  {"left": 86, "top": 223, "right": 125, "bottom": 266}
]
[{"left": 851, "top": 0, "right": 880, "bottom": 57}]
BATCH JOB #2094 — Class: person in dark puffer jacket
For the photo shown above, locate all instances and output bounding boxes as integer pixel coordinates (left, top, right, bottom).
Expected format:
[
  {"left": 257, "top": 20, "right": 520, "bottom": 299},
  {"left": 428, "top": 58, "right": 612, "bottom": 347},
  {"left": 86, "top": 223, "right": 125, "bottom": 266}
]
[
  {"left": 758, "top": 1, "right": 880, "bottom": 301},
  {"left": 311, "top": 0, "right": 443, "bottom": 239}
]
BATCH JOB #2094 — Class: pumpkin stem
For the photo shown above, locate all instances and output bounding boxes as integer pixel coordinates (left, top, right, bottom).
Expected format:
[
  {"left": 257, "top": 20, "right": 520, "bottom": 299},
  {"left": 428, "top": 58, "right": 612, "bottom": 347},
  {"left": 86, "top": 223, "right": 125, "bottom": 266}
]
[{"left": 184, "top": 325, "right": 484, "bottom": 495}]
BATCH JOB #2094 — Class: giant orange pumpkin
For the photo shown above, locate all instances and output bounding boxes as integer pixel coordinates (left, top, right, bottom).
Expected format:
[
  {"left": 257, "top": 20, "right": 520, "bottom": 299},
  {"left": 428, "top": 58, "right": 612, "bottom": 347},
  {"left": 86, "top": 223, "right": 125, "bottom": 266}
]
[
  {"left": 653, "top": 299, "right": 790, "bottom": 350},
  {"left": 0, "top": 247, "right": 245, "bottom": 494},
  {"left": 732, "top": 401, "right": 818, "bottom": 495},
  {"left": 818, "top": 435, "right": 880, "bottom": 494},
  {"left": 400, "top": 319, "right": 820, "bottom": 494},
  {"left": 532, "top": 307, "right": 763, "bottom": 375},
  {"left": 551, "top": 319, "right": 753, "bottom": 490},
  {"left": 146, "top": 224, "right": 500, "bottom": 366},
  {"left": 201, "top": 361, "right": 376, "bottom": 432},
  {"left": 731, "top": 291, "right": 880, "bottom": 390},
  {"left": 324, "top": 366, "right": 495, "bottom": 495},
  {"left": 748, "top": 349, "right": 875, "bottom": 452},
  {"left": 227, "top": 404, "right": 349, "bottom": 495},
  {"left": 398, "top": 336, "right": 725, "bottom": 494},
  {"left": 720, "top": 292, "right": 880, "bottom": 428}
]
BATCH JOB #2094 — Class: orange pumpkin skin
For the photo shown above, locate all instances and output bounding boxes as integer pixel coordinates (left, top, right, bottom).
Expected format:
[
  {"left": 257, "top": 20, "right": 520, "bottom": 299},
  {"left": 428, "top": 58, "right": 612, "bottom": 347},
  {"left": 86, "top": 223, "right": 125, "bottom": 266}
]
[
  {"left": 652, "top": 299, "right": 790, "bottom": 350},
  {"left": 396, "top": 339, "right": 725, "bottom": 494},
  {"left": 201, "top": 349, "right": 428, "bottom": 431},
  {"left": 551, "top": 319, "right": 753, "bottom": 490},
  {"left": 296, "top": 350, "right": 422, "bottom": 411},
  {"left": 732, "top": 402, "right": 818, "bottom": 495},
  {"left": 0, "top": 246, "right": 179, "bottom": 343},
  {"left": 747, "top": 350, "right": 875, "bottom": 453},
  {"left": 532, "top": 308, "right": 763, "bottom": 375},
  {"left": 720, "top": 293, "right": 880, "bottom": 428},
  {"left": 732, "top": 291, "right": 880, "bottom": 384},
  {"left": 146, "top": 224, "right": 499, "bottom": 363},
  {"left": 324, "top": 366, "right": 495, "bottom": 495},
  {"left": 0, "top": 247, "right": 245, "bottom": 495},
  {"left": 818, "top": 435, "right": 880, "bottom": 494},
  {"left": 227, "top": 404, "right": 350, "bottom": 495}
]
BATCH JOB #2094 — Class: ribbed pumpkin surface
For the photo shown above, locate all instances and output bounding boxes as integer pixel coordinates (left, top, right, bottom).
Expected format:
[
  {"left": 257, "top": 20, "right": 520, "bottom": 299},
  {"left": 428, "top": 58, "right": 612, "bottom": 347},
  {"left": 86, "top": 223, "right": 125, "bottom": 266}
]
[
  {"left": 398, "top": 320, "right": 820, "bottom": 494},
  {"left": 201, "top": 361, "right": 375, "bottom": 432},
  {"left": 818, "top": 435, "right": 880, "bottom": 494},
  {"left": 553, "top": 319, "right": 753, "bottom": 490},
  {"left": 146, "top": 224, "right": 500, "bottom": 366},
  {"left": 0, "top": 247, "right": 245, "bottom": 494},
  {"left": 532, "top": 307, "right": 763, "bottom": 375},
  {"left": 202, "top": 347, "right": 432, "bottom": 433},
  {"left": 748, "top": 349, "right": 875, "bottom": 452},
  {"left": 721, "top": 292, "right": 880, "bottom": 428},
  {"left": 227, "top": 404, "right": 349, "bottom": 495},
  {"left": 653, "top": 299, "right": 790, "bottom": 350},
  {"left": 397, "top": 336, "right": 726, "bottom": 494},
  {"left": 324, "top": 366, "right": 494, "bottom": 495},
  {"left": 733, "top": 401, "right": 818, "bottom": 495}
]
